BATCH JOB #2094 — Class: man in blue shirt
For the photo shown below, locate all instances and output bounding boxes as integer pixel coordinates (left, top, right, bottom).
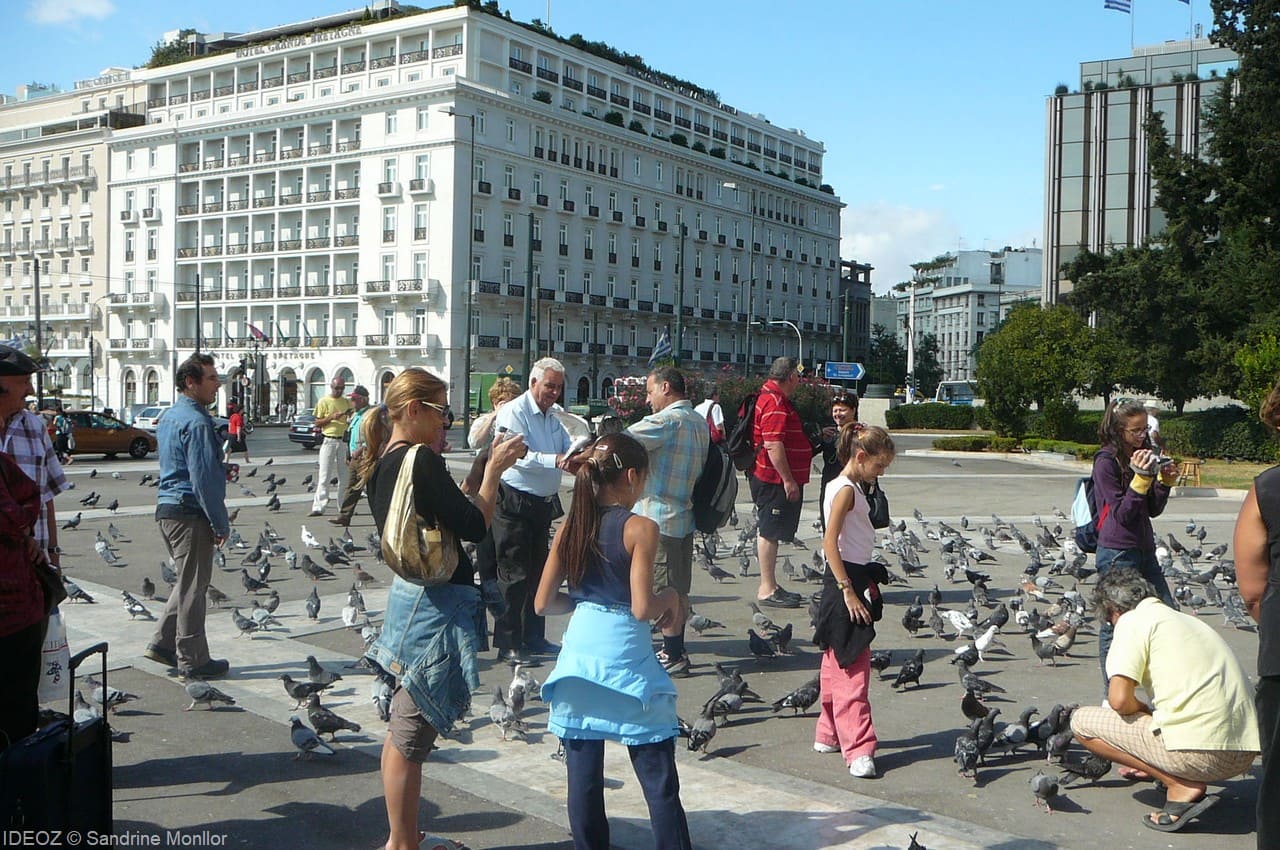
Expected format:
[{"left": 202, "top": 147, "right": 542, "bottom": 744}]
[
  {"left": 331, "top": 384, "right": 371, "bottom": 527},
  {"left": 145, "top": 353, "right": 231, "bottom": 680},
  {"left": 492, "top": 357, "right": 571, "bottom": 664}
]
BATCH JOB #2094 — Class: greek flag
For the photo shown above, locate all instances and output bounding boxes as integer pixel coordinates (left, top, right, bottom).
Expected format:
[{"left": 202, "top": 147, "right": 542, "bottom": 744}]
[
  {"left": 649, "top": 328, "right": 672, "bottom": 367},
  {"left": 1104, "top": 0, "right": 1132, "bottom": 12}
]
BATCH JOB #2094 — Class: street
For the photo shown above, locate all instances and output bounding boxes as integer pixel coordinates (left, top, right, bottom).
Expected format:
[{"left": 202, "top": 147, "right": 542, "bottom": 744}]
[{"left": 45, "top": 427, "right": 1260, "bottom": 850}]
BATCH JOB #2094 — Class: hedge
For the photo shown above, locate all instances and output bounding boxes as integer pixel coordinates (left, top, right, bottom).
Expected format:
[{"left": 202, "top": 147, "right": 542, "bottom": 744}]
[
  {"left": 1020, "top": 439, "right": 1100, "bottom": 460},
  {"left": 1161, "top": 406, "right": 1280, "bottom": 462},
  {"left": 884, "top": 403, "right": 977, "bottom": 430},
  {"left": 932, "top": 436, "right": 1018, "bottom": 452}
]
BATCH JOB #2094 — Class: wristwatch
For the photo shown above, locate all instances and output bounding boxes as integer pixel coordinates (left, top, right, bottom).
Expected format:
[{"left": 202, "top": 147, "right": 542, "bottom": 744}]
[{"left": 836, "top": 579, "right": 851, "bottom": 592}]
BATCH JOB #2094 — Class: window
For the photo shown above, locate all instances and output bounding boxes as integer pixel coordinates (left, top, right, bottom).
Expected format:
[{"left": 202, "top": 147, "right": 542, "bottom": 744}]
[
  {"left": 473, "top": 158, "right": 485, "bottom": 183},
  {"left": 125, "top": 150, "right": 134, "bottom": 172},
  {"left": 473, "top": 208, "right": 485, "bottom": 233},
  {"left": 502, "top": 259, "right": 513, "bottom": 285},
  {"left": 503, "top": 213, "right": 514, "bottom": 237},
  {"left": 385, "top": 111, "right": 398, "bottom": 134},
  {"left": 655, "top": 161, "right": 662, "bottom": 184},
  {"left": 533, "top": 172, "right": 543, "bottom": 195},
  {"left": 506, "top": 118, "right": 515, "bottom": 143},
  {"left": 608, "top": 191, "right": 618, "bottom": 212},
  {"left": 476, "top": 111, "right": 486, "bottom": 134},
  {"left": 559, "top": 178, "right": 569, "bottom": 201},
  {"left": 415, "top": 154, "right": 430, "bottom": 180},
  {"left": 382, "top": 207, "right": 396, "bottom": 241},
  {"left": 633, "top": 155, "right": 641, "bottom": 178},
  {"left": 503, "top": 164, "right": 515, "bottom": 190},
  {"left": 416, "top": 106, "right": 430, "bottom": 131},
  {"left": 382, "top": 255, "right": 395, "bottom": 280},
  {"left": 383, "top": 158, "right": 397, "bottom": 183},
  {"left": 414, "top": 204, "right": 428, "bottom": 233}
]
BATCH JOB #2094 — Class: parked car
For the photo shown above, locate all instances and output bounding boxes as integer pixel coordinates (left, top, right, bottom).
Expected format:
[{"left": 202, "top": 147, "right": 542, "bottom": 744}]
[
  {"left": 289, "top": 412, "right": 320, "bottom": 450},
  {"left": 65, "top": 410, "right": 158, "bottom": 459},
  {"left": 132, "top": 403, "right": 172, "bottom": 432}
]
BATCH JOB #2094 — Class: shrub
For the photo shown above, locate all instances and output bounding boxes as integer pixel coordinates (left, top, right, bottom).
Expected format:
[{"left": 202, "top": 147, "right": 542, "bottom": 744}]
[
  {"left": 1021, "top": 439, "right": 1100, "bottom": 460},
  {"left": 884, "top": 403, "right": 975, "bottom": 430},
  {"left": 628, "top": 119, "right": 646, "bottom": 133},
  {"left": 691, "top": 141, "right": 707, "bottom": 153},
  {"left": 1054, "top": 83, "right": 1069, "bottom": 94},
  {"left": 1027, "top": 397, "right": 1079, "bottom": 441},
  {"left": 931, "top": 436, "right": 1018, "bottom": 452},
  {"left": 708, "top": 147, "right": 726, "bottom": 159},
  {"left": 1161, "top": 406, "right": 1280, "bottom": 462},
  {"left": 669, "top": 132, "right": 688, "bottom": 147},
  {"left": 532, "top": 90, "right": 552, "bottom": 103},
  {"left": 603, "top": 110, "right": 625, "bottom": 126}
]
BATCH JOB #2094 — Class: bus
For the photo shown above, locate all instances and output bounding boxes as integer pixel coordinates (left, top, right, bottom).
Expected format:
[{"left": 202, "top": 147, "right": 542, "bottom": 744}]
[{"left": 933, "top": 380, "right": 979, "bottom": 406}]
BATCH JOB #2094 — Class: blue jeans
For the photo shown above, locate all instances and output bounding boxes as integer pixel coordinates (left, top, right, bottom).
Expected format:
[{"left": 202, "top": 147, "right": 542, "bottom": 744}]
[
  {"left": 565, "top": 737, "right": 691, "bottom": 850},
  {"left": 1095, "top": 546, "right": 1176, "bottom": 691}
]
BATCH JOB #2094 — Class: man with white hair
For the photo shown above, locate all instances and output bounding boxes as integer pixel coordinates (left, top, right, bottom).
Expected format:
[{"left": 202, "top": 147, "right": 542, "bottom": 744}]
[{"left": 492, "top": 357, "right": 572, "bottom": 664}]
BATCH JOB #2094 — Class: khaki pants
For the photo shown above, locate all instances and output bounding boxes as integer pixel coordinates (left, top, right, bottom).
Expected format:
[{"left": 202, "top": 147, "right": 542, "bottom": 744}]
[
  {"left": 311, "top": 437, "right": 349, "bottom": 512},
  {"left": 1071, "top": 706, "right": 1257, "bottom": 782},
  {"left": 151, "top": 516, "right": 215, "bottom": 670}
]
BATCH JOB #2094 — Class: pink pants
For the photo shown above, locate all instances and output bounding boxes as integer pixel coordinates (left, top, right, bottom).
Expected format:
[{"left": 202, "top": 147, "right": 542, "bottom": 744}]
[{"left": 815, "top": 647, "right": 877, "bottom": 763}]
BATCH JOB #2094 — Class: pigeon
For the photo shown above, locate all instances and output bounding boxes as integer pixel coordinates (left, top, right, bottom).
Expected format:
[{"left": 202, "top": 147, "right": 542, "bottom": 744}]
[
  {"left": 1030, "top": 771, "right": 1060, "bottom": 813},
  {"left": 74, "top": 691, "right": 101, "bottom": 724},
  {"left": 106, "top": 499, "right": 119, "bottom": 513},
  {"left": 280, "top": 674, "right": 330, "bottom": 708},
  {"left": 687, "top": 701, "right": 718, "bottom": 753},
  {"left": 769, "top": 622, "right": 794, "bottom": 654},
  {"left": 893, "top": 649, "right": 925, "bottom": 690},
  {"left": 87, "top": 468, "right": 98, "bottom": 479},
  {"left": 990, "top": 705, "right": 1038, "bottom": 754},
  {"left": 770, "top": 676, "right": 820, "bottom": 715},
  {"left": 240, "top": 569, "right": 269, "bottom": 594},
  {"left": 488, "top": 686, "right": 526, "bottom": 741},
  {"left": 954, "top": 720, "right": 980, "bottom": 780},
  {"left": 301, "top": 526, "right": 322, "bottom": 549},
  {"left": 140, "top": 577, "right": 155, "bottom": 600},
  {"left": 371, "top": 671, "right": 394, "bottom": 722},
  {"left": 1058, "top": 753, "right": 1112, "bottom": 786},
  {"left": 306, "top": 693, "right": 362, "bottom": 740},
  {"left": 305, "top": 587, "right": 321, "bottom": 620},
  {"left": 307, "top": 655, "right": 343, "bottom": 687},
  {"left": 957, "top": 661, "right": 1006, "bottom": 696},
  {"left": 747, "top": 629, "right": 776, "bottom": 658},
  {"left": 943, "top": 610, "right": 975, "bottom": 637},
  {"left": 289, "top": 716, "right": 335, "bottom": 759},
  {"left": 869, "top": 650, "right": 893, "bottom": 673},
  {"left": 230, "top": 608, "right": 261, "bottom": 637},
  {"left": 508, "top": 663, "right": 541, "bottom": 717},
  {"left": 263, "top": 589, "right": 281, "bottom": 613},
  {"left": 1030, "top": 634, "right": 1061, "bottom": 667},
  {"left": 707, "top": 563, "right": 732, "bottom": 583},
  {"left": 206, "top": 585, "right": 229, "bottom": 608},
  {"left": 123, "top": 593, "right": 154, "bottom": 620},
  {"left": 749, "top": 602, "right": 779, "bottom": 634},
  {"left": 248, "top": 601, "right": 281, "bottom": 629},
  {"left": 79, "top": 491, "right": 98, "bottom": 506},
  {"left": 64, "top": 578, "right": 95, "bottom": 604},
  {"left": 184, "top": 681, "right": 236, "bottom": 711},
  {"left": 906, "top": 832, "right": 927, "bottom": 850},
  {"left": 951, "top": 643, "right": 980, "bottom": 667},
  {"left": 961, "top": 688, "right": 990, "bottom": 721},
  {"left": 687, "top": 612, "right": 724, "bottom": 634},
  {"left": 301, "top": 556, "right": 335, "bottom": 581},
  {"left": 86, "top": 676, "right": 138, "bottom": 713}
]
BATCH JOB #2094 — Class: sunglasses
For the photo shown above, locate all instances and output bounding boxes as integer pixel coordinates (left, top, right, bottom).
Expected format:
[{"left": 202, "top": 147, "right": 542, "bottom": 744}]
[{"left": 419, "top": 400, "right": 450, "bottom": 416}]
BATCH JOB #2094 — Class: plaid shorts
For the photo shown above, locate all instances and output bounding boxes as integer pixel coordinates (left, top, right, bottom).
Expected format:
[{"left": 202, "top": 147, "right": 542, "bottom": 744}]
[{"left": 1071, "top": 705, "right": 1257, "bottom": 782}]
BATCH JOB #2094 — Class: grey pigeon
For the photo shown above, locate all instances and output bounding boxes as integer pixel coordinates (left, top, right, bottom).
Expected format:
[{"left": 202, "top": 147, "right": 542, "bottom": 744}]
[
  {"left": 184, "top": 681, "right": 236, "bottom": 711},
  {"left": 687, "top": 702, "right": 717, "bottom": 753},
  {"left": 1030, "top": 771, "right": 1060, "bottom": 813},
  {"left": 747, "top": 628, "right": 776, "bottom": 658},
  {"left": 280, "top": 674, "right": 330, "bottom": 708},
  {"left": 74, "top": 691, "right": 101, "bottom": 724},
  {"left": 688, "top": 612, "right": 723, "bottom": 634},
  {"left": 893, "top": 649, "right": 925, "bottom": 689},
  {"left": 307, "top": 655, "right": 343, "bottom": 686},
  {"left": 231, "top": 608, "right": 260, "bottom": 637},
  {"left": 770, "top": 676, "right": 820, "bottom": 715},
  {"left": 289, "top": 715, "right": 334, "bottom": 759},
  {"left": 306, "top": 693, "right": 362, "bottom": 740},
  {"left": 305, "top": 587, "right": 321, "bottom": 620},
  {"left": 1057, "top": 753, "right": 1112, "bottom": 786},
  {"left": 488, "top": 686, "right": 526, "bottom": 741},
  {"left": 371, "top": 670, "right": 394, "bottom": 722}
]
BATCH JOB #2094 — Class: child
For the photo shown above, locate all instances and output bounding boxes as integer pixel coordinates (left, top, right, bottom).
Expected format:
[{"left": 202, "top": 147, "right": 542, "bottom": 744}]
[
  {"left": 812, "top": 424, "right": 895, "bottom": 778},
  {"left": 535, "top": 433, "right": 692, "bottom": 850}
]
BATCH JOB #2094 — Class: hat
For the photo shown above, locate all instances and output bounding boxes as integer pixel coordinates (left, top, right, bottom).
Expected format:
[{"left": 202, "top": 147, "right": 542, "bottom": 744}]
[
  {"left": 349, "top": 385, "right": 369, "bottom": 398},
  {"left": 0, "top": 345, "right": 40, "bottom": 376},
  {"left": 1143, "top": 399, "right": 1160, "bottom": 409}
]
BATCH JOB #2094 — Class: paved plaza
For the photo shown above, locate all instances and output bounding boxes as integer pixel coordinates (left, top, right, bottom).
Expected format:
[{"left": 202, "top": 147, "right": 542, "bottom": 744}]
[{"left": 42, "top": 429, "right": 1261, "bottom": 849}]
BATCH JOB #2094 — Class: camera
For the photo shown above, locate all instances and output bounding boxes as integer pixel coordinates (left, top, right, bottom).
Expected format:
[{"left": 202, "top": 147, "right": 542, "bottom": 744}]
[{"left": 1142, "top": 434, "right": 1172, "bottom": 467}]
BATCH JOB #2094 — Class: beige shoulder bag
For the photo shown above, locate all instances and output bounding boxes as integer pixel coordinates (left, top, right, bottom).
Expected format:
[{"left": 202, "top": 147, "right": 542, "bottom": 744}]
[{"left": 381, "top": 445, "right": 458, "bottom": 584}]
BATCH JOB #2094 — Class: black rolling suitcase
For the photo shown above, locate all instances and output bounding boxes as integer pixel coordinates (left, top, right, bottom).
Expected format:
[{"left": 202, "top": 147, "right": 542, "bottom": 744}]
[{"left": 0, "top": 641, "right": 113, "bottom": 834}]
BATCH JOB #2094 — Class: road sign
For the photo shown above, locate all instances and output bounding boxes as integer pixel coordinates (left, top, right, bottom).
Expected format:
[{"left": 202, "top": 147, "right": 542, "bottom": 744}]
[{"left": 824, "top": 361, "right": 865, "bottom": 381}]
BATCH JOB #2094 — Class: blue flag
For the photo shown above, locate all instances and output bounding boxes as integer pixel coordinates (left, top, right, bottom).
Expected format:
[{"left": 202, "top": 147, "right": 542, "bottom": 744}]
[
  {"left": 649, "top": 328, "right": 672, "bottom": 366},
  {"left": 1105, "top": 0, "right": 1132, "bottom": 11}
]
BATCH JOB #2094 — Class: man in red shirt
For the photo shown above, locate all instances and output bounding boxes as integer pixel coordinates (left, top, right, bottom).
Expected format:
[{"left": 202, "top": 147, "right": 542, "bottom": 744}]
[{"left": 749, "top": 357, "right": 812, "bottom": 608}]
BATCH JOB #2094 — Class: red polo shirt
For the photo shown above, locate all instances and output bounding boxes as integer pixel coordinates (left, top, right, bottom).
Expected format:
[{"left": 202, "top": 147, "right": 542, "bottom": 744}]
[{"left": 752, "top": 379, "right": 812, "bottom": 486}]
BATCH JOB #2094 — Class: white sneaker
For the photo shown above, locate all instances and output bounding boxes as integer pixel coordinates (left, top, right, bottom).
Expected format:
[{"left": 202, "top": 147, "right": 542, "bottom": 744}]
[
  {"left": 849, "top": 755, "right": 876, "bottom": 778},
  {"left": 813, "top": 742, "right": 840, "bottom": 754}
]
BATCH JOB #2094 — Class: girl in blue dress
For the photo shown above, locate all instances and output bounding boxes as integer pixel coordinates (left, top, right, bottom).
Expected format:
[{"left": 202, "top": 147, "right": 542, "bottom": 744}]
[{"left": 534, "top": 433, "right": 692, "bottom": 850}]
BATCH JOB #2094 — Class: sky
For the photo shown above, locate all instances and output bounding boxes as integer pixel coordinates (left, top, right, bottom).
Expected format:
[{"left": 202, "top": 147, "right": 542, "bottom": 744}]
[{"left": 1, "top": 0, "right": 1215, "bottom": 291}]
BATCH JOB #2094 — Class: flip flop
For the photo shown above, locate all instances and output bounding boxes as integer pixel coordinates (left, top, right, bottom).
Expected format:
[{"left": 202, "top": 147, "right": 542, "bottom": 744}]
[
  {"left": 1142, "top": 794, "right": 1219, "bottom": 833},
  {"left": 1117, "top": 766, "right": 1152, "bottom": 781},
  {"left": 419, "top": 835, "right": 470, "bottom": 850}
]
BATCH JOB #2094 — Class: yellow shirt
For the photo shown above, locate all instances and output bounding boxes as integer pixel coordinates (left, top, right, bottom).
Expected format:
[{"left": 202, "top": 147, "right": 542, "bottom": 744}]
[
  {"left": 314, "top": 395, "right": 353, "bottom": 440},
  {"left": 1108, "top": 597, "right": 1260, "bottom": 752}
]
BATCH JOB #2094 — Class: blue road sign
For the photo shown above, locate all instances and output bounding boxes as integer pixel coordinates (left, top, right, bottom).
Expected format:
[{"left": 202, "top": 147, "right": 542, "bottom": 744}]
[{"left": 824, "top": 361, "right": 866, "bottom": 381}]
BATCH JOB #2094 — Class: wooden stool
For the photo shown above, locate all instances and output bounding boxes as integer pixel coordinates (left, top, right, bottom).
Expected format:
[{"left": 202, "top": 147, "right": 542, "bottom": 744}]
[{"left": 1176, "top": 460, "right": 1202, "bottom": 487}]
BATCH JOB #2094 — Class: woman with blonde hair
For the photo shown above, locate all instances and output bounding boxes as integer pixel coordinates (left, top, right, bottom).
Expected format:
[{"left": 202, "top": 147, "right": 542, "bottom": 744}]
[{"left": 358, "top": 367, "right": 526, "bottom": 850}]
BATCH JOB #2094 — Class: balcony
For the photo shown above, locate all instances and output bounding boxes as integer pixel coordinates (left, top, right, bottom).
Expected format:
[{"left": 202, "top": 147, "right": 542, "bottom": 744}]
[
  {"left": 252, "top": 241, "right": 274, "bottom": 253},
  {"left": 287, "top": 70, "right": 311, "bottom": 83},
  {"left": 342, "top": 60, "right": 366, "bottom": 73},
  {"left": 534, "top": 194, "right": 549, "bottom": 207},
  {"left": 119, "top": 210, "right": 139, "bottom": 224},
  {"left": 654, "top": 108, "right": 671, "bottom": 122},
  {"left": 365, "top": 279, "right": 391, "bottom": 294},
  {"left": 305, "top": 283, "right": 330, "bottom": 297},
  {"left": 612, "top": 297, "right": 630, "bottom": 309},
  {"left": 378, "top": 182, "right": 401, "bottom": 197},
  {"left": 633, "top": 102, "right": 650, "bottom": 116},
  {"left": 409, "top": 178, "right": 434, "bottom": 195},
  {"left": 335, "top": 187, "right": 359, "bottom": 200},
  {"left": 610, "top": 93, "right": 629, "bottom": 107},
  {"left": 307, "top": 190, "right": 331, "bottom": 202},
  {"left": 278, "top": 285, "right": 301, "bottom": 298},
  {"left": 536, "top": 67, "right": 559, "bottom": 83},
  {"left": 253, "top": 196, "right": 276, "bottom": 208},
  {"left": 262, "top": 75, "right": 284, "bottom": 89},
  {"left": 587, "top": 84, "right": 606, "bottom": 99},
  {"left": 278, "top": 239, "right": 301, "bottom": 251},
  {"left": 476, "top": 181, "right": 491, "bottom": 195},
  {"left": 226, "top": 243, "right": 248, "bottom": 255},
  {"left": 504, "top": 187, "right": 521, "bottom": 202},
  {"left": 611, "top": 344, "right": 629, "bottom": 356},
  {"left": 478, "top": 281, "right": 501, "bottom": 296},
  {"left": 330, "top": 234, "right": 357, "bottom": 248},
  {"left": 371, "top": 55, "right": 397, "bottom": 69},
  {"left": 558, "top": 244, "right": 568, "bottom": 256},
  {"left": 177, "top": 247, "right": 199, "bottom": 258},
  {"left": 202, "top": 201, "right": 223, "bottom": 213},
  {"left": 305, "top": 237, "right": 331, "bottom": 249},
  {"left": 589, "top": 294, "right": 606, "bottom": 307},
  {"left": 278, "top": 193, "right": 302, "bottom": 206},
  {"left": 658, "top": 303, "right": 674, "bottom": 314},
  {"left": 538, "top": 287, "right": 556, "bottom": 301},
  {"left": 506, "top": 283, "right": 526, "bottom": 297},
  {"left": 253, "top": 150, "right": 277, "bottom": 164},
  {"left": 226, "top": 198, "right": 250, "bottom": 211},
  {"left": 237, "top": 80, "right": 259, "bottom": 93},
  {"left": 201, "top": 245, "right": 223, "bottom": 257},
  {"left": 561, "top": 199, "right": 575, "bottom": 213},
  {"left": 475, "top": 334, "right": 500, "bottom": 349},
  {"left": 509, "top": 57, "right": 532, "bottom": 74},
  {"left": 432, "top": 43, "right": 464, "bottom": 59},
  {"left": 334, "top": 283, "right": 358, "bottom": 296},
  {"left": 396, "top": 278, "right": 423, "bottom": 294},
  {"left": 364, "top": 334, "right": 389, "bottom": 347},
  {"left": 612, "top": 211, "right": 623, "bottom": 223}
]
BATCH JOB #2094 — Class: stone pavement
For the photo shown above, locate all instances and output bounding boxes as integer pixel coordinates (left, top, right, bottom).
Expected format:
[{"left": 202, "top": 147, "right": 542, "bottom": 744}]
[{"left": 39, "top": 436, "right": 1262, "bottom": 849}]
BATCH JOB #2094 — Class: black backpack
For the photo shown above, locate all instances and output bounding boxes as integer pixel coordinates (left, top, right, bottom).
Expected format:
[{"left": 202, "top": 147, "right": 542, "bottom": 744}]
[
  {"left": 725, "top": 392, "right": 760, "bottom": 472},
  {"left": 691, "top": 441, "right": 739, "bottom": 534}
]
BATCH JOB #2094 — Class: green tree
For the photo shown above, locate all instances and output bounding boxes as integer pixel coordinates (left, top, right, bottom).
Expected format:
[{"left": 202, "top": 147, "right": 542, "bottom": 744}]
[
  {"left": 866, "top": 323, "right": 905, "bottom": 386},
  {"left": 911, "top": 333, "right": 943, "bottom": 399},
  {"left": 145, "top": 29, "right": 196, "bottom": 68},
  {"left": 1234, "top": 331, "right": 1280, "bottom": 413},
  {"left": 975, "top": 303, "right": 1090, "bottom": 436}
]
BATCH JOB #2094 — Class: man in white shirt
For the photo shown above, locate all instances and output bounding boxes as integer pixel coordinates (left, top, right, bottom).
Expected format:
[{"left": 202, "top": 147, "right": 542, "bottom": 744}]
[{"left": 694, "top": 386, "right": 724, "bottom": 444}]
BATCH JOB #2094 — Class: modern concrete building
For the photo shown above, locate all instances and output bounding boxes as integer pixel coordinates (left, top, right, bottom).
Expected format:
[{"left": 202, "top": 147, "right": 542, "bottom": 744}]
[
  {"left": 1042, "top": 38, "right": 1237, "bottom": 303},
  {"left": 894, "top": 247, "right": 1040, "bottom": 382},
  {"left": 0, "top": 70, "right": 147, "bottom": 409},
  {"left": 101, "top": 1, "right": 843, "bottom": 416}
]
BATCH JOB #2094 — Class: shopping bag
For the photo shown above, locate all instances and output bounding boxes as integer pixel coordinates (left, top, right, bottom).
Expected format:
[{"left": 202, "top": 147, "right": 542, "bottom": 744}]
[{"left": 37, "top": 608, "right": 71, "bottom": 704}]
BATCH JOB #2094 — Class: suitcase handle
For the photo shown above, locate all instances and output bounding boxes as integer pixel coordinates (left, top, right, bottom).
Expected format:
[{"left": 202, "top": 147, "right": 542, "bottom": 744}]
[{"left": 66, "top": 641, "right": 108, "bottom": 720}]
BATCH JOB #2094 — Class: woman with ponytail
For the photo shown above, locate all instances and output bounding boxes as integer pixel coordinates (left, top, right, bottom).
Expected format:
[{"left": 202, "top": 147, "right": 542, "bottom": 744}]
[
  {"left": 1092, "top": 399, "right": 1178, "bottom": 689},
  {"left": 535, "top": 433, "right": 691, "bottom": 850}
]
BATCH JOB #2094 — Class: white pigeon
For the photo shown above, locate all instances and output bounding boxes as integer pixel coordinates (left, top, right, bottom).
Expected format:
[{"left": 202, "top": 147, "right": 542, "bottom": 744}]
[
  {"left": 111, "top": 471, "right": 123, "bottom": 480},
  {"left": 944, "top": 609, "right": 976, "bottom": 637},
  {"left": 300, "top": 525, "right": 322, "bottom": 550},
  {"left": 507, "top": 663, "right": 542, "bottom": 717},
  {"left": 371, "top": 675, "right": 393, "bottom": 722},
  {"left": 341, "top": 605, "right": 360, "bottom": 627},
  {"left": 289, "top": 715, "right": 334, "bottom": 759},
  {"left": 974, "top": 625, "right": 1004, "bottom": 660},
  {"left": 94, "top": 539, "right": 118, "bottom": 564},
  {"left": 73, "top": 691, "right": 101, "bottom": 724}
]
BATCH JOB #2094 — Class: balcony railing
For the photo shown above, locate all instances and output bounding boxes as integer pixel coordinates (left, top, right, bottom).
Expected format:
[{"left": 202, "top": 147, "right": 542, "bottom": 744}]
[
  {"left": 366, "top": 279, "right": 391, "bottom": 294},
  {"left": 253, "top": 151, "right": 277, "bottom": 164},
  {"left": 396, "top": 278, "right": 423, "bottom": 293},
  {"left": 371, "top": 55, "right": 397, "bottom": 69},
  {"left": 365, "top": 334, "right": 389, "bottom": 346},
  {"left": 335, "top": 283, "right": 358, "bottom": 296},
  {"left": 432, "top": 43, "right": 463, "bottom": 58},
  {"left": 335, "top": 234, "right": 359, "bottom": 247}
]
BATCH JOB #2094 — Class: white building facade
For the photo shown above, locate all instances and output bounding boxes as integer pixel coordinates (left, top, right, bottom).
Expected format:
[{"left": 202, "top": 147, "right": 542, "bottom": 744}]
[
  {"left": 894, "top": 247, "right": 1041, "bottom": 381},
  {"left": 101, "top": 2, "right": 844, "bottom": 416}
]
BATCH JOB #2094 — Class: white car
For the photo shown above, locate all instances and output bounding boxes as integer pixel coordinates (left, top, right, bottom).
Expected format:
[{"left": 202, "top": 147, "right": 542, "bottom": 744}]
[{"left": 132, "top": 403, "right": 172, "bottom": 432}]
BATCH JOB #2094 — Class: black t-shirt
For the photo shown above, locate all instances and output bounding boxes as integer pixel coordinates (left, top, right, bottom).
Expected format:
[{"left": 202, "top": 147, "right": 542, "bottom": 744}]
[
  {"left": 1255, "top": 465, "right": 1280, "bottom": 677},
  {"left": 367, "top": 443, "right": 483, "bottom": 586}
]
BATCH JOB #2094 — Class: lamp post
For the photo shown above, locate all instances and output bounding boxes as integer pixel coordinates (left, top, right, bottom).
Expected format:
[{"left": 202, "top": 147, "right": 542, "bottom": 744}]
[
  {"left": 722, "top": 182, "right": 757, "bottom": 375},
  {"left": 442, "top": 106, "right": 477, "bottom": 437},
  {"left": 758, "top": 318, "right": 803, "bottom": 366}
]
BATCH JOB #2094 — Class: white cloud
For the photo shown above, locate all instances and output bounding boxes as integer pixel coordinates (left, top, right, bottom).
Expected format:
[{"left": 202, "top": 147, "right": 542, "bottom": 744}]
[
  {"left": 27, "top": 0, "right": 116, "bottom": 25},
  {"left": 841, "top": 202, "right": 961, "bottom": 293}
]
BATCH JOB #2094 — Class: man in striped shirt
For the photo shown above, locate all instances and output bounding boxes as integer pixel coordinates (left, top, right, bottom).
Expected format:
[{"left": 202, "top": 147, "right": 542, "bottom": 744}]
[{"left": 627, "top": 366, "right": 708, "bottom": 676}]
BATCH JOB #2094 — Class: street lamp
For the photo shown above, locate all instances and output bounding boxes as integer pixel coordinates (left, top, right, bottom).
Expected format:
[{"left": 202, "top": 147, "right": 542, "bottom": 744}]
[
  {"left": 442, "top": 106, "right": 477, "bottom": 438},
  {"left": 722, "top": 182, "right": 757, "bottom": 375},
  {"left": 756, "top": 318, "right": 803, "bottom": 366}
]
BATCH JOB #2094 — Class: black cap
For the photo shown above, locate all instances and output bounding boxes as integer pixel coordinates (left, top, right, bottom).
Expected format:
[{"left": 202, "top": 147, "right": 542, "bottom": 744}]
[
  {"left": 0, "top": 345, "right": 40, "bottom": 376},
  {"left": 349, "top": 385, "right": 369, "bottom": 398}
]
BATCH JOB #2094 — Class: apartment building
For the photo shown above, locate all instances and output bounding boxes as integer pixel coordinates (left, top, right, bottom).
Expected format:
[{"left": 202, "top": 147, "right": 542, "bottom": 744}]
[
  {"left": 107, "top": 1, "right": 844, "bottom": 414},
  {"left": 1042, "top": 39, "right": 1237, "bottom": 302},
  {"left": 0, "top": 70, "right": 146, "bottom": 408},
  {"left": 894, "top": 247, "right": 1041, "bottom": 382}
]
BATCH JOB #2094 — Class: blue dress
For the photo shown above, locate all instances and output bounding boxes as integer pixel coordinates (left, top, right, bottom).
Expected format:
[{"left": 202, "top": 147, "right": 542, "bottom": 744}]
[{"left": 542, "top": 506, "right": 679, "bottom": 745}]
